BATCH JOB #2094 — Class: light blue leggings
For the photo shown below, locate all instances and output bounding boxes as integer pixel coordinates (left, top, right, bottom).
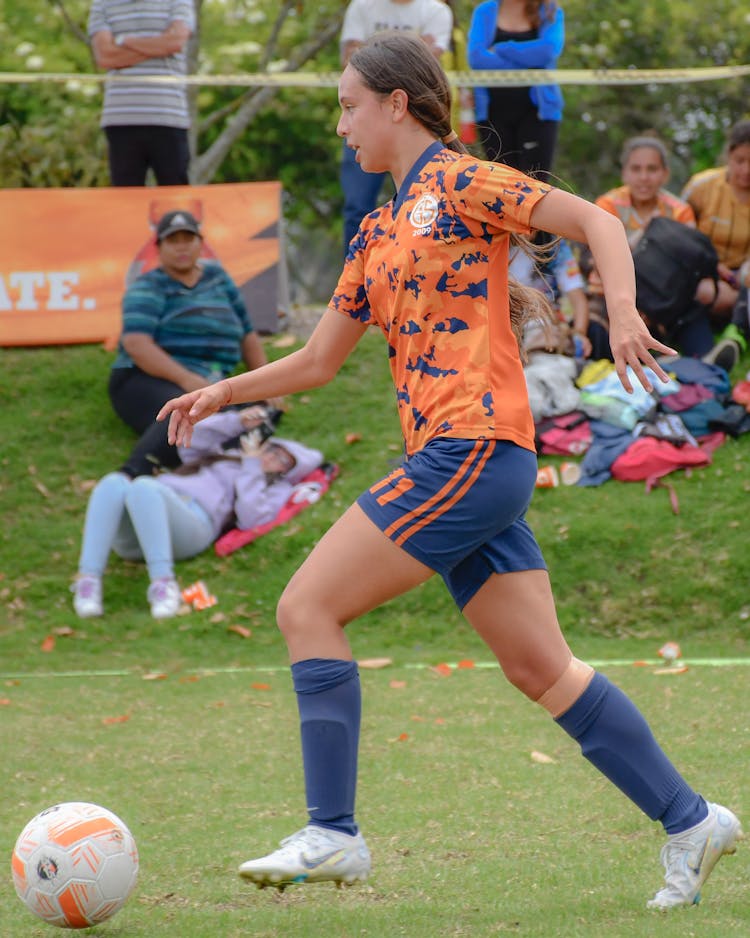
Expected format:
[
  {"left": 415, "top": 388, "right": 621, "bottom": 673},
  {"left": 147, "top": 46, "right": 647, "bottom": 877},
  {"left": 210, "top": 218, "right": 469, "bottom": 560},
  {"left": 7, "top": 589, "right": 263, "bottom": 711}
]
[{"left": 78, "top": 472, "right": 215, "bottom": 581}]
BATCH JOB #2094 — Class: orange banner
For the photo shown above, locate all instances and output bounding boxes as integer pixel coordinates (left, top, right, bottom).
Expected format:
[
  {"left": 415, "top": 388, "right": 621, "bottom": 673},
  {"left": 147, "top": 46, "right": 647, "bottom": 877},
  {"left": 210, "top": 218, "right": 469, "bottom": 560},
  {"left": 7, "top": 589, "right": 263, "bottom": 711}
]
[{"left": 0, "top": 182, "right": 286, "bottom": 347}]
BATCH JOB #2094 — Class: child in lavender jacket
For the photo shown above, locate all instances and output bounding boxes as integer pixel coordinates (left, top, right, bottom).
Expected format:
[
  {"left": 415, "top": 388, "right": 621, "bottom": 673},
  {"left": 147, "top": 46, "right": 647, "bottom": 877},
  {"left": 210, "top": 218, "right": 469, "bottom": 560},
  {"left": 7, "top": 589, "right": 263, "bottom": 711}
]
[{"left": 72, "top": 408, "right": 323, "bottom": 620}]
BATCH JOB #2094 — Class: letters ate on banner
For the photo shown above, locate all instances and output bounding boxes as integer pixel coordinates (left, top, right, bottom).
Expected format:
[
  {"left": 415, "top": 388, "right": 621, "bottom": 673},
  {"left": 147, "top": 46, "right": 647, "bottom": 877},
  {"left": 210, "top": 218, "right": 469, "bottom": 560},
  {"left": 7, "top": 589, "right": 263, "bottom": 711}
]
[{"left": 0, "top": 181, "right": 285, "bottom": 347}]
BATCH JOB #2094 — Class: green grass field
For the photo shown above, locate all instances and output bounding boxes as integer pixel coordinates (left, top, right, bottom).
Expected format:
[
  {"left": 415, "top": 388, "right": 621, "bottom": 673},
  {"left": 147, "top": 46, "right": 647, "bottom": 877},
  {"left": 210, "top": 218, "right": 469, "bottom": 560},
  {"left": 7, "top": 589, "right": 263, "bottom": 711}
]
[
  {"left": 1, "top": 335, "right": 748, "bottom": 934},
  {"left": 1, "top": 666, "right": 747, "bottom": 936}
]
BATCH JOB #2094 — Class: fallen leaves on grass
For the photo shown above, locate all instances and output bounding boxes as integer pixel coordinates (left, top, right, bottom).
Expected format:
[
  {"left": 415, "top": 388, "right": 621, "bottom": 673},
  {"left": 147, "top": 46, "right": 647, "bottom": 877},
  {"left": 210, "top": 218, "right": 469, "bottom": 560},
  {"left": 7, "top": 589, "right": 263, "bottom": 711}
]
[
  {"left": 431, "top": 663, "right": 452, "bottom": 677},
  {"left": 359, "top": 657, "right": 392, "bottom": 669},
  {"left": 457, "top": 659, "right": 475, "bottom": 669},
  {"left": 0, "top": 698, "right": 11, "bottom": 706},
  {"left": 388, "top": 732, "right": 409, "bottom": 743},
  {"left": 227, "top": 624, "right": 252, "bottom": 639},
  {"left": 653, "top": 666, "right": 689, "bottom": 676},
  {"left": 251, "top": 682, "right": 270, "bottom": 691},
  {"left": 142, "top": 672, "right": 168, "bottom": 681},
  {"left": 345, "top": 432, "right": 362, "bottom": 444},
  {"left": 102, "top": 714, "right": 130, "bottom": 725},
  {"left": 389, "top": 679, "right": 407, "bottom": 689},
  {"left": 28, "top": 464, "right": 51, "bottom": 498},
  {"left": 530, "top": 750, "right": 556, "bottom": 764},
  {"left": 41, "top": 627, "right": 76, "bottom": 651}
]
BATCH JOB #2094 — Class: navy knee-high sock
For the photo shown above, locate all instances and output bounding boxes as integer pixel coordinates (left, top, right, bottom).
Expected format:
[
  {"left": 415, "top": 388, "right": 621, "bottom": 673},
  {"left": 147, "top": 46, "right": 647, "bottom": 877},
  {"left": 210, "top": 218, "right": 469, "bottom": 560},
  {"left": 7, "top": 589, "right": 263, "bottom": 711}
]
[
  {"left": 291, "top": 658, "right": 361, "bottom": 836},
  {"left": 555, "top": 673, "right": 707, "bottom": 834}
]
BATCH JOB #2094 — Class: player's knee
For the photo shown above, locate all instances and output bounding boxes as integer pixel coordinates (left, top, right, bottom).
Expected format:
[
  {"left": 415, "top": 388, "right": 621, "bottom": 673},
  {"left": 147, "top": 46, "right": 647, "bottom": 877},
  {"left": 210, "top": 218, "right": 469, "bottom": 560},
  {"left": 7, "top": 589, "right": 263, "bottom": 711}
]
[
  {"left": 501, "top": 656, "right": 553, "bottom": 700},
  {"left": 535, "top": 657, "right": 595, "bottom": 717},
  {"left": 276, "top": 582, "right": 316, "bottom": 643}
]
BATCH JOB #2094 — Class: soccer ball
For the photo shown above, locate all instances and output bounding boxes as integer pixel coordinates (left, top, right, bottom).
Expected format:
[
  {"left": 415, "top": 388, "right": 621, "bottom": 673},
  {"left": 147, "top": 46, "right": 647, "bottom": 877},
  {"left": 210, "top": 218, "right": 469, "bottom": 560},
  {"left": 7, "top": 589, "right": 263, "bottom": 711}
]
[{"left": 11, "top": 801, "right": 139, "bottom": 929}]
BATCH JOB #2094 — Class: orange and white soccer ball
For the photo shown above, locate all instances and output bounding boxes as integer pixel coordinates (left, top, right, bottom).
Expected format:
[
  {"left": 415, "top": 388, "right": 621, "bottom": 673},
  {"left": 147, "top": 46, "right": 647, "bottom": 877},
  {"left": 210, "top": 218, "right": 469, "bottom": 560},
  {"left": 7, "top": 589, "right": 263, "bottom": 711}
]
[{"left": 11, "top": 801, "right": 139, "bottom": 929}]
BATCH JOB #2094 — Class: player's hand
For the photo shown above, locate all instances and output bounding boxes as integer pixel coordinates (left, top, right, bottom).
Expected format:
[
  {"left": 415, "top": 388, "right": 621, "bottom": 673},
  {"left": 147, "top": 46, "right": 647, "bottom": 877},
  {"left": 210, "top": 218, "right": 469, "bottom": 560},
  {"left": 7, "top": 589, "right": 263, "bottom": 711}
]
[
  {"left": 156, "top": 381, "right": 232, "bottom": 447},
  {"left": 608, "top": 309, "right": 676, "bottom": 394}
]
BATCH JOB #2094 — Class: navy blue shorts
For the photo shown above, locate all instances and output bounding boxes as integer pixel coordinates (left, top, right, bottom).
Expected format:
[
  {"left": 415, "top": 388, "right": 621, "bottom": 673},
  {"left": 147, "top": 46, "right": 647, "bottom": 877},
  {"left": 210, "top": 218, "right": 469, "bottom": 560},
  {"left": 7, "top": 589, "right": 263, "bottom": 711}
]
[{"left": 357, "top": 438, "right": 547, "bottom": 609}]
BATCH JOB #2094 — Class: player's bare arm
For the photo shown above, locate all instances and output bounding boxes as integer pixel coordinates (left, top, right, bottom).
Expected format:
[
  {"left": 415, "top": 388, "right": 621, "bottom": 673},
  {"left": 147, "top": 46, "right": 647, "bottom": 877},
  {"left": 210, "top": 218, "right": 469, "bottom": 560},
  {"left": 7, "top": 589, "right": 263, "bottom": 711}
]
[{"left": 157, "top": 309, "right": 368, "bottom": 446}]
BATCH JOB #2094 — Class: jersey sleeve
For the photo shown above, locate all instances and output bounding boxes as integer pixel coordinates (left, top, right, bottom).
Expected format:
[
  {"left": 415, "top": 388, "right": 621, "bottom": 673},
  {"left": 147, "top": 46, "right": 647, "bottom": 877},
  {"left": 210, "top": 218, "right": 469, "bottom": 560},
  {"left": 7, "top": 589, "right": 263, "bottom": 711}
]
[
  {"left": 328, "top": 239, "right": 374, "bottom": 325},
  {"left": 451, "top": 160, "right": 552, "bottom": 236}
]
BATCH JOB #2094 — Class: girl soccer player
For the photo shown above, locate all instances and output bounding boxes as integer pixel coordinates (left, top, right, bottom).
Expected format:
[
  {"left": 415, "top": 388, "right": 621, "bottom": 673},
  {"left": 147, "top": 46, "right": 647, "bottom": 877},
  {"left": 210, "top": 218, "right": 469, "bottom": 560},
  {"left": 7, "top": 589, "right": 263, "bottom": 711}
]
[{"left": 157, "top": 33, "right": 742, "bottom": 909}]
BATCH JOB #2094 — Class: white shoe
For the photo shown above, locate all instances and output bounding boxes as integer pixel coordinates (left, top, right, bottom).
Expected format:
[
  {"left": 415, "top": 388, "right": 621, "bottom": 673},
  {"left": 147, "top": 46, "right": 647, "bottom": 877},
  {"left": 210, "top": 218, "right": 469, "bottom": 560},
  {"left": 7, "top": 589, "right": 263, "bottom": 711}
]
[
  {"left": 72, "top": 575, "right": 103, "bottom": 618},
  {"left": 147, "top": 578, "right": 182, "bottom": 620},
  {"left": 238, "top": 824, "right": 371, "bottom": 890},
  {"left": 647, "top": 802, "right": 743, "bottom": 909}
]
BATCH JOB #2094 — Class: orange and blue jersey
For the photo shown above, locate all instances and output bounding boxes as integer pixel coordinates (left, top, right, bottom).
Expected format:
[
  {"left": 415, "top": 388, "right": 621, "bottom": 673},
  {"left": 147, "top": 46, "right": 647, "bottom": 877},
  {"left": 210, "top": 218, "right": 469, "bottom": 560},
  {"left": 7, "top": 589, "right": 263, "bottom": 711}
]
[
  {"left": 329, "top": 142, "right": 551, "bottom": 456},
  {"left": 595, "top": 185, "right": 696, "bottom": 235}
]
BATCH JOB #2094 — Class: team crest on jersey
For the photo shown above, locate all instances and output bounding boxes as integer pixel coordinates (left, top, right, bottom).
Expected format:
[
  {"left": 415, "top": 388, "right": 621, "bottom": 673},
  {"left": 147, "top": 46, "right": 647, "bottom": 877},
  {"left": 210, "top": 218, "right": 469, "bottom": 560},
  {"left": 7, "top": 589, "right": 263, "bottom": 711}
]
[{"left": 409, "top": 193, "right": 439, "bottom": 236}]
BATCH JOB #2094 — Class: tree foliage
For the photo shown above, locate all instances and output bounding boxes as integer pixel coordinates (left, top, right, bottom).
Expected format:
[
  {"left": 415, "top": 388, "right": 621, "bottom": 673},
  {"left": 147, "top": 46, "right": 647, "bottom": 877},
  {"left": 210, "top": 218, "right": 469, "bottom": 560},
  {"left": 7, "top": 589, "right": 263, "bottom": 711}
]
[{"left": 1, "top": 0, "right": 748, "bottom": 238}]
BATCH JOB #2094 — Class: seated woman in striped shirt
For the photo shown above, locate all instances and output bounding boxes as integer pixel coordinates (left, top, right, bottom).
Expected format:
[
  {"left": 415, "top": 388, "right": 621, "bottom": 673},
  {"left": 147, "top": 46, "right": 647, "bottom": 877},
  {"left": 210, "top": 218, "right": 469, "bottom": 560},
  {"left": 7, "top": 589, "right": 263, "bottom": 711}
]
[{"left": 108, "top": 209, "right": 272, "bottom": 479}]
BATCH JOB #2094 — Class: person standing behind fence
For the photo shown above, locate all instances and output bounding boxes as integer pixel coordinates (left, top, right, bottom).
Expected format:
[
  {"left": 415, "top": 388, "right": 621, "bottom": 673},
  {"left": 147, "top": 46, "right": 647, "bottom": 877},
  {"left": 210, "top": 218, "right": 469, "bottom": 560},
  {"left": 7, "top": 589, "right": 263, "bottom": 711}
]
[
  {"left": 88, "top": 0, "right": 195, "bottom": 186},
  {"left": 339, "top": 0, "right": 453, "bottom": 256},
  {"left": 468, "top": 0, "right": 564, "bottom": 179}
]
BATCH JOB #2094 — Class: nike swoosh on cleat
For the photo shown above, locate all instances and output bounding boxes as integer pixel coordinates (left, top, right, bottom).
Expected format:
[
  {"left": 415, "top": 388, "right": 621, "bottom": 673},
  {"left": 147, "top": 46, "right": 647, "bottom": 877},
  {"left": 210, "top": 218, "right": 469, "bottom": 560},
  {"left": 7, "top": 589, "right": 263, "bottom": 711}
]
[
  {"left": 301, "top": 848, "right": 345, "bottom": 870},
  {"left": 688, "top": 840, "right": 709, "bottom": 877}
]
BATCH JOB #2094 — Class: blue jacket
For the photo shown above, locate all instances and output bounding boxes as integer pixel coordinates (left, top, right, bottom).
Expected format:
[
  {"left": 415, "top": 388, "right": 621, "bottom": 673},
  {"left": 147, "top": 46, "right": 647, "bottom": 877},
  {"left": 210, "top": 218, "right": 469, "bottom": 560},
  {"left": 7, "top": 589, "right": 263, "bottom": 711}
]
[{"left": 468, "top": 1, "right": 564, "bottom": 122}]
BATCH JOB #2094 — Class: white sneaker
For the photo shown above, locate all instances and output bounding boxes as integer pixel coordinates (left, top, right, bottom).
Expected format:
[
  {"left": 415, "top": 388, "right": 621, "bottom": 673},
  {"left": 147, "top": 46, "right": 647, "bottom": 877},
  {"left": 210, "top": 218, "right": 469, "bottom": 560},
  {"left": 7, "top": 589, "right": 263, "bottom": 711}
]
[
  {"left": 238, "top": 824, "right": 371, "bottom": 890},
  {"left": 72, "top": 575, "right": 103, "bottom": 618},
  {"left": 147, "top": 578, "right": 182, "bottom": 620},
  {"left": 647, "top": 802, "right": 743, "bottom": 909}
]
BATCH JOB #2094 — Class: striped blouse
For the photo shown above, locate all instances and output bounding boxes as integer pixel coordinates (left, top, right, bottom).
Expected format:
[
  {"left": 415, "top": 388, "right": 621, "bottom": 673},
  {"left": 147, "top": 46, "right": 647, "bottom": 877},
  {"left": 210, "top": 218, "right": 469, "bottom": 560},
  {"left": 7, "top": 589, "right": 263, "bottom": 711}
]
[{"left": 88, "top": 0, "right": 195, "bottom": 129}]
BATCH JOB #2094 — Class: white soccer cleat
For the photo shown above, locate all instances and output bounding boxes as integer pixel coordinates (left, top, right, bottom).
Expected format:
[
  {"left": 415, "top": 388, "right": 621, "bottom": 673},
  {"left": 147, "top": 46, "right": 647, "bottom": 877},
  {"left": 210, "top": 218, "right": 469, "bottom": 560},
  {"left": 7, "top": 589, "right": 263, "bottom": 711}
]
[
  {"left": 238, "top": 824, "right": 371, "bottom": 890},
  {"left": 147, "top": 578, "right": 182, "bottom": 620},
  {"left": 647, "top": 802, "right": 743, "bottom": 909},
  {"left": 72, "top": 575, "right": 103, "bottom": 618}
]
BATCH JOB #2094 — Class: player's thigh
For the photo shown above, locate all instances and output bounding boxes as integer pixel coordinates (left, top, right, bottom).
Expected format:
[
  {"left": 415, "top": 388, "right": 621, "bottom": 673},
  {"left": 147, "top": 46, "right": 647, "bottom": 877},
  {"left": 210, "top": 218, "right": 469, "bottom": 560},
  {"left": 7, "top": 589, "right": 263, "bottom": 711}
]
[
  {"left": 463, "top": 569, "right": 572, "bottom": 698},
  {"left": 280, "top": 502, "right": 434, "bottom": 626}
]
